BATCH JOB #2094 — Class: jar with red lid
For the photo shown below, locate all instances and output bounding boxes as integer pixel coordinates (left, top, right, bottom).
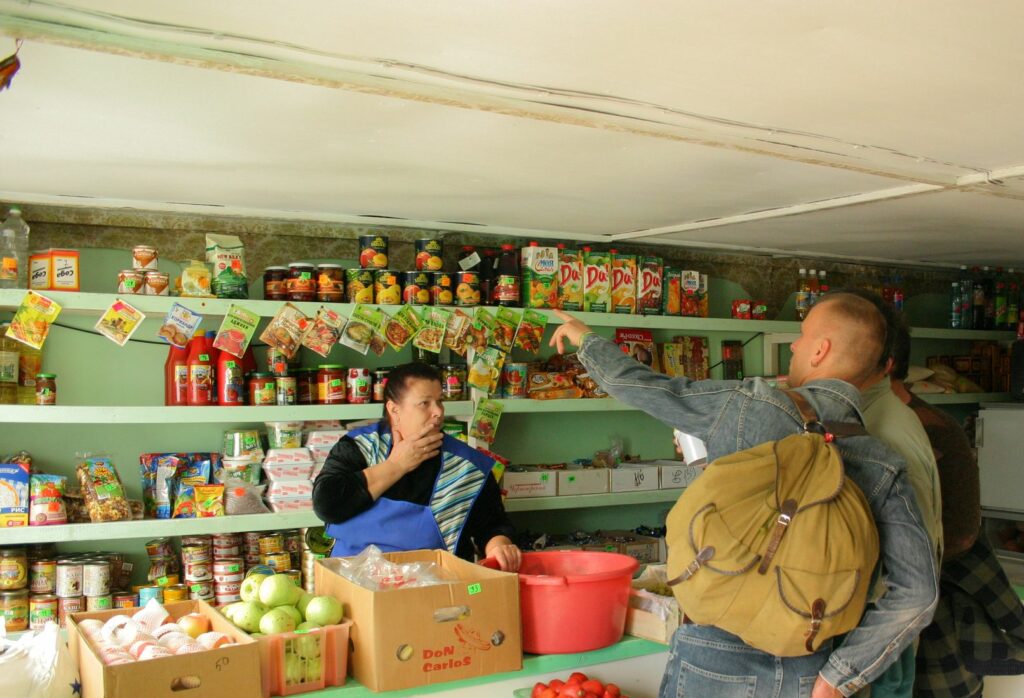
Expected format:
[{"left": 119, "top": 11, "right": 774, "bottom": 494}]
[
  {"left": 287, "top": 263, "right": 317, "bottom": 302},
  {"left": 249, "top": 373, "right": 276, "bottom": 406},
  {"left": 317, "top": 365, "right": 346, "bottom": 405},
  {"left": 316, "top": 264, "right": 344, "bottom": 302},
  {"left": 263, "top": 266, "right": 288, "bottom": 301}
]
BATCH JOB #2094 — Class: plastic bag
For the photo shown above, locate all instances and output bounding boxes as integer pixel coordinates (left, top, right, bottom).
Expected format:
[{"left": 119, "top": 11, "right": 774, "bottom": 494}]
[
  {"left": 76, "top": 454, "right": 132, "bottom": 522},
  {"left": 0, "top": 621, "right": 81, "bottom": 697},
  {"left": 326, "top": 544, "right": 450, "bottom": 591},
  {"left": 29, "top": 473, "right": 67, "bottom": 525},
  {"left": 224, "top": 478, "right": 270, "bottom": 515}
]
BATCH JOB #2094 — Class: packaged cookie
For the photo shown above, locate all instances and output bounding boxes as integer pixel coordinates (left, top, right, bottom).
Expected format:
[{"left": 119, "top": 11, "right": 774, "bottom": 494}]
[
  {"left": 339, "top": 304, "right": 384, "bottom": 355},
  {"left": 301, "top": 307, "right": 346, "bottom": 358},
  {"left": 382, "top": 305, "right": 421, "bottom": 351},
  {"left": 469, "top": 307, "right": 496, "bottom": 353},
  {"left": 443, "top": 309, "right": 473, "bottom": 356},
  {"left": 514, "top": 309, "right": 547, "bottom": 354},
  {"left": 259, "top": 302, "right": 311, "bottom": 359},
  {"left": 76, "top": 455, "right": 132, "bottom": 522},
  {"left": 413, "top": 306, "right": 450, "bottom": 354},
  {"left": 492, "top": 307, "right": 521, "bottom": 353}
]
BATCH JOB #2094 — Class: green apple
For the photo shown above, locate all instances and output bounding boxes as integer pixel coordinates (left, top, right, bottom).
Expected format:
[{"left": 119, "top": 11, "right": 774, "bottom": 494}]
[
  {"left": 259, "top": 607, "right": 297, "bottom": 635},
  {"left": 233, "top": 601, "right": 269, "bottom": 633},
  {"left": 259, "top": 574, "right": 302, "bottom": 608},
  {"left": 296, "top": 591, "right": 315, "bottom": 618},
  {"left": 240, "top": 573, "right": 270, "bottom": 603},
  {"left": 284, "top": 653, "right": 304, "bottom": 685},
  {"left": 305, "top": 655, "right": 323, "bottom": 682},
  {"left": 304, "top": 596, "right": 343, "bottom": 626},
  {"left": 278, "top": 605, "right": 302, "bottom": 626},
  {"left": 295, "top": 621, "right": 321, "bottom": 632}
]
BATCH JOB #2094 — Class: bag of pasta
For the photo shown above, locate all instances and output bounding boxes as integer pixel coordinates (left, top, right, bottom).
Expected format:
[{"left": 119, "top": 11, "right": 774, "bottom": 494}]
[{"left": 75, "top": 454, "right": 132, "bottom": 522}]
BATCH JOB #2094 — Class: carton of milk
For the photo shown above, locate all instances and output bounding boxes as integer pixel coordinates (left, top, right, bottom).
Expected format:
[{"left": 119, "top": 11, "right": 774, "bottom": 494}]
[
  {"left": 557, "top": 247, "right": 583, "bottom": 311},
  {"left": 521, "top": 243, "right": 559, "bottom": 309},
  {"left": 611, "top": 252, "right": 638, "bottom": 314},
  {"left": 583, "top": 248, "right": 611, "bottom": 313}
]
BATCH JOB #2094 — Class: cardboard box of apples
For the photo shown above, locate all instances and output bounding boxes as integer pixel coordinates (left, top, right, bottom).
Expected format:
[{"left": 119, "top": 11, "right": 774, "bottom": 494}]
[{"left": 218, "top": 571, "right": 351, "bottom": 697}]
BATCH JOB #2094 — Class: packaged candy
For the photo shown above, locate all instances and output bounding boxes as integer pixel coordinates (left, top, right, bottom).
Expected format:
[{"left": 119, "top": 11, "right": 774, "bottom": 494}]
[
  {"left": 76, "top": 455, "right": 132, "bottom": 522},
  {"left": 514, "top": 309, "right": 547, "bottom": 354},
  {"left": 29, "top": 473, "right": 67, "bottom": 525}
]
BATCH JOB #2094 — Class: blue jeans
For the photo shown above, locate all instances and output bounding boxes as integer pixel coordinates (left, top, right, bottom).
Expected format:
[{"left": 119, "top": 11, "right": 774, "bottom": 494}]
[{"left": 659, "top": 624, "right": 834, "bottom": 698}]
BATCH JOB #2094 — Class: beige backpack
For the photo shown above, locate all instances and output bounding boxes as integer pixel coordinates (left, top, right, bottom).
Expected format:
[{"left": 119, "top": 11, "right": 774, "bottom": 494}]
[{"left": 666, "top": 391, "right": 880, "bottom": 656}]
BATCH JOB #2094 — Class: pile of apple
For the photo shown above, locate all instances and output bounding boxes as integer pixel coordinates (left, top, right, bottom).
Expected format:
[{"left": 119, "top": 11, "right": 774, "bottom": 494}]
[
  {"left": 219, "top": 572, "right": 345, "bottom": 687},
  {"left": 532, "top": 672, "right": 628, "bottom": 698}
]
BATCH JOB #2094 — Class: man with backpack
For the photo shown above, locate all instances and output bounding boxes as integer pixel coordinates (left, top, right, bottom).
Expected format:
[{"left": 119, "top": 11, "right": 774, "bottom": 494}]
[{"left": 549, "top": 292, "right": 938, "bottom": 698}]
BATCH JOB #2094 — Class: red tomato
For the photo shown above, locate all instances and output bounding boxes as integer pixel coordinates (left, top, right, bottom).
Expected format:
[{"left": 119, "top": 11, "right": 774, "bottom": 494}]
[
  {"left": 569, "top": 672, "right": 590, "bottom": 685},
  {"left": 559, "top": 683, "right": 585, "bottom": 698},
  {"left": 581, "top": 679, "right": 604, "bottom": 694},
  {"left": 583, "top": 693, "right": 600, "bottom": 698},
  {"left": 540, "top": 690, "right": 557, "bottom": 698},
  {"left": 604, "top": 684, "right": 621, "bottom": 698},
  {"left": 532, "top": 682, "right": 549, "bottom": 698},
  {"left": 549, "top": 679, "right": 565, "bottom": 691}
]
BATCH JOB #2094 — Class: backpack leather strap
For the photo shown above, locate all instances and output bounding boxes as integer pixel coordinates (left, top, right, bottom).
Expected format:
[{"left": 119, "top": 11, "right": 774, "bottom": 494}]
[{"left": 784, "top": 390, "right": 867, "bottom": 439}]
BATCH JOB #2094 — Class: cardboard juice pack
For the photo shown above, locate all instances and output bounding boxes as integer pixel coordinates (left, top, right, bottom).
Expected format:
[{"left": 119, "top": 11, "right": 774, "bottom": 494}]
[
  {"left": 582, "top": 248, "right": 611, "bottom": 313},
  {"left": 521, "top": 242, "right": 559, "bottom": 309},
  {"left": 638, "top": 256, "right": 664, "bottom": 315},
  {"left": 610, "top": 251, "right": 638, "bottom": 314},
  {"left": 557, "top": 246, "right": 583, "bottom": 311},
  {"left": 663, "top": 267, "right": 682, "bottom": 315}
]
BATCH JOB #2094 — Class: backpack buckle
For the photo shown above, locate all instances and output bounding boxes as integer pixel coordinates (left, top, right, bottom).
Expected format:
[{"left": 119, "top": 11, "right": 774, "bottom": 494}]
[
  {"left": 803, "top": 421, "right": 826, "bottom": 436},
  {"left": 804, "top": 598, "right": 827, "bottom": 653},
  {"left": 668, "top": 545, "right": 715, "bottom": 585}
]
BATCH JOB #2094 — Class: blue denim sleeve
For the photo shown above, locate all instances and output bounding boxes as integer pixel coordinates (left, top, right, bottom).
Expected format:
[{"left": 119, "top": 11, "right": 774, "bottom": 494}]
[
  {"left": 819, "top": 470, "right": 940, "bottom": 695},
  {"left": 576, "top": 333, "right": 740, "bottom": 443}
]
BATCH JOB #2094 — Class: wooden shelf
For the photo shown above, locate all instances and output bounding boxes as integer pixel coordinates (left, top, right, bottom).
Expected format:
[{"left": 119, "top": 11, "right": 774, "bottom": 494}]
[
  {"left": 504, "top": 489, "right": 681, "bottom": 512},
  {"left": 495, "top": 398, "right": 638, "bottom": 413}
]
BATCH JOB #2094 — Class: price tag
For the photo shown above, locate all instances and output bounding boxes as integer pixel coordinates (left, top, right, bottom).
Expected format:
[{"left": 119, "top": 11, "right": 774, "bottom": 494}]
[{"left": 467, "top": 583, "right": 482, "bottom": 596}]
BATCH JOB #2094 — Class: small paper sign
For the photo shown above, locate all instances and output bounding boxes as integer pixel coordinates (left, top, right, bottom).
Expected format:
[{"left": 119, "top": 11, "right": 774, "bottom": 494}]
[
  {"left": 213, "top": 304, "right": 260, "bottom": 358},
  {"left": 95, "top": 298, "right": 146, "bottom": 346},
  {"left": 6, "top": 290, "right": 62, "bottom": 350},
  {"left": 157, "top": 303, "right": 203, "bottom": 348}
]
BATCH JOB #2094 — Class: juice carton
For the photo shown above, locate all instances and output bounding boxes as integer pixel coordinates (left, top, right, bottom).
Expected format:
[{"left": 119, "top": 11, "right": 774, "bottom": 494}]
[
  {"left": 663, "top": 267, "right": 682, "bottom": 315},
  {"left": 557, "top": 246, "right": 583, "bottom": 311},
  {"left": 699, "top": 273, "right": 710, "bottom": 318},
  {"left": 681, "top": 270, "right": 701, "bottom": 317},
  {"left": 638, "top": 256, "right": 664, "bottom": 315},
  {"left": 610, "top": 252, "right": 638, "bottom": 314},
  {"left": 582, "top": 248, "right": 610, "bottom": 313},
  {"left": 521, "top": 242, "right": 559, "bottom": 309}
]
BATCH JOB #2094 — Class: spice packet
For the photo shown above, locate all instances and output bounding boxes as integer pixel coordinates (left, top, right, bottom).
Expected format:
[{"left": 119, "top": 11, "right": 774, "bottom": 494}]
[
  {"left": 468, "top": 346, "right": 506, "bottom": 394},
  {"left": 492, "top": 306, "right": 522, "bottom": 353},
  {"left": 213, "top": 304, "right": 259, "bottom": 358},
  {"left": 259, "top": 302, "right": 311, "bottom": 359},
  {"left": 469, "top": 307, "right": 496, "bottom": 353},
  {"left": 6, "top": 290, "right": 62, "bottom": 350},
  {"left": 301, "top": 306, "right": 346, "bottom": 358},
  {"left": 469, "top": 399, "right": 504, "bottom": 443},
  {"left": 340, "top": 304, "right": 384, "bottom": 355},
  {"left": 95, "top": 298, "right": 146, "bottom": 347},
  {"left": 194, "top": 484, "right": 225, "bottom": 517},
  {"left": 382, "top": 305, "right": 421, "bottom": 351},
  {"left": 514, "top": 308, "right": 548, "bottom": 354},
  {"left": 443, "top": 309, "right": 473, "bottom": 356},
  {"left": 157, "top": 302, "right": 203, "bottom": 348},
  {"left": 414, "top": 306, "right": 451, "bottom": 354}
]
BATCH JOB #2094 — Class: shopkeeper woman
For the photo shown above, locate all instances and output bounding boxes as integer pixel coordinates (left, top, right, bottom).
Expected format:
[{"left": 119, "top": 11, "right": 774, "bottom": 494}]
[{"left": 312, "top": 362, "right": 522, "bottom": 571}]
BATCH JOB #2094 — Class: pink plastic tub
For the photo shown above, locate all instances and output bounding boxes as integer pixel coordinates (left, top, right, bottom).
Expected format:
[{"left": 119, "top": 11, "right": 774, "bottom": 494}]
[{"left": 484, "top": 550, "right": 639, "bottom": 654}]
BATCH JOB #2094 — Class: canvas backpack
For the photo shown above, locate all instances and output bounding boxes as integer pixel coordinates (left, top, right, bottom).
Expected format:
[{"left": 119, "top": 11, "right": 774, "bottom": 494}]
[{"left": 666, "top": 390, "right": 880, "bottom": 657}]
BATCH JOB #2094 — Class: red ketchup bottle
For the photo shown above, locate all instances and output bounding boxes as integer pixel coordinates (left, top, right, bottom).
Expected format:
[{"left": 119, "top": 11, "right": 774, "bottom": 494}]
[
  {"left": 164, "top": 343, "right": 189, "bottom": 406},
  {"left": 186, "top": 332, "right": 214, "bottom": 406},
  {"left": 217, "top": 351, "right": 245, "bottom": 406}
]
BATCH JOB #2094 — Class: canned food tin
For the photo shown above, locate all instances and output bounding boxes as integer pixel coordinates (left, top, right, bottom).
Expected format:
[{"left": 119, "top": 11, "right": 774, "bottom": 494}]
[
  {"left": 183, "top": 561, "right": 213, "bottom": 582},
  {"left": 359, "top": 235, "right": 389, "bottom": 269},
  {"left": 0, "top": 548, "right": 28, "bottom": 590},
  {"left": 138, "top": 586, "right": 163, "bottom": 605},
  {"left": 316, "top": 264, "right": 344, "bottom": 302},
  {"left": 215, "top": 580, "right": 241, "bottom": 596},
  {"left": 181, "top": 535, "right": 211, "bottom": 548},
  {"left": 86, "top": 595, "right": 112, "bottom": 611},
  {"left": 144, "top": 538, "right": 174, "bottom": 559},
  {"left": 131, "top": 245, "right": 159, "bottom": 270},
  {"left": 372, "top": 369, "right": 389, "bottom": 402},
  {"left": 212, "top": 571, "right": 243, "bottom": 584},
  {"left": 283, "top": 570, "right": 303, "bottom": 587},
  {"left": 261, "top": 552, "right": 291, "bottom": 571},
  {"left": 55, "top": 561, "right": 82, "bottom": 598},
  {"left": 441, "top": 364, "right": 466, "bottom": 401},
  {"left": 243, "top": 531, "right": 262, "bottom": 549},
  {"left": 455, "top": 271, "right": 481, "bottom": 307},
  {"left": 181, "top": 545, "right": 211, "bottom": 565},
  {"left": 188, "top": 581, "right": 213, "bottom": 600},
  {"left": 113, "top": 593, "right": 138, "bottom": 609},
  {"left": 117, "top": 269, "right": 144, "bottom": 294},
  {"left": 147, "top": 556, "right": 176, "bottom": 581},
  {"left": 212, "top": 543, "right": 241, "bottom": 559},
  {"left": 213, "top": 557, "right": 244, "bottom": 574},
  {"left": 29, "top": 559, "right": 56, "bottom": 594},
  {"left": 82, "top": 561, "right": 111, "bottom": 597},
  {"left": 374, "top": 269, "right": 401, "bottom": 305},
  {"left": 142, "top": 270, "right": 170, "bottom": 296},
  {"left": 29, "top": 594, "right": 58, "bottom": 629},
  {"left": 501, "top": 362, "right": 529, "bottom": 399},
  {"left": 415, "top": 238, "right": 444, "bottom": 272},
  {"left": 283, "top": 530, "right": 303, "bottom": 553},
  {"left": 258, "top": 534, "right": 285, "bottom": 556},
  {"left": 402, "top": 271, "right": 432, "bottom": 305},
  {"left": 346, "top": 268, "right": 375, "bottom": 304},
  {"left": 347, "top": 368, "right": 371, "bottom": 404},
  {"left": 215, "top": 593, "right": 241, "bottom": 606},
  {"left": 431, "top": 272, "right": 455, "bottom": 306},
  {"left": 57, "top": 595, "right": 84, "bottom": 627},
  {"left": 276, "top": 375, "right": 297, "bottom": 406},
  {"left": 163, "top": 584, "right": 189, "bottom": 602},
  {"left": 0, "top": 589, "right": 28, "bottom": 631},
  {"left": 212, "top": 533, "right": 242, "bottom": 547}
]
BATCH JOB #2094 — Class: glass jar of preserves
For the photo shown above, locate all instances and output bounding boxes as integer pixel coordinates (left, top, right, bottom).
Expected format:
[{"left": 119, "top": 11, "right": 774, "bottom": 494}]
[
  {"left": 0, "top": 588, "right": 29, "bottom": 631},
  {"left": 441, "top": 365, "right": 466, "bottom": 401},
  {"left": 35, "top": 373, "right": 56, "bottom": 405},
  {"left": 263, "top": 266, "right": 288, "bottom": 301},
  {"left": 372, "top": 369, "right": 390, "bottom": 402},
  {"left": 317, "top": 365, "right": 346, "bottom": 405},
  {"left": 297, "top": 368, "right": 317, "bottom": 405},
  {"left": 316, "top": 264, "right": 344, "bottom": 302},
  {"left": 0, "top": 548, "right": 28, "bottom": 590},
  {"left": 249, "top": 373, "right": 276, "bottom": 406},
  {"left": 287, "top": 263, "right": 317, "bottom": 302}
]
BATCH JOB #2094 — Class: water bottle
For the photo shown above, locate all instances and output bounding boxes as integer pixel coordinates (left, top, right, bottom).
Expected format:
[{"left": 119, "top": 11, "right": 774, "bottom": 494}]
[
  {"left": 0, "top": 206, "right": 30, "bottom": 289},
  {"left": 959, "top": 265, "right": 973, "bottom": 329}
]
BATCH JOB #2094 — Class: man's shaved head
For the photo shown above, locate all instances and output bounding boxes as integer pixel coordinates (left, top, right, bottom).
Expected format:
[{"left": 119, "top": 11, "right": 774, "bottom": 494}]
[{"left": 788, "top": 292, "right": 888, "bottom": 388}]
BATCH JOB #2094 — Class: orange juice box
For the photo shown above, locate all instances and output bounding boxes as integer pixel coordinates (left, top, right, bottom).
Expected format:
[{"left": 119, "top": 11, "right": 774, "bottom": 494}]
[
  {"left": 638, "top": 256, "right": 664, "bottom": 315},
  {"left": 611, "top": 252, "right": 638, "bottom": 314},
  {"left": 521, "top": 242, "right": 558, "bottom": 309},
  {"left": 582, "top": 248, "right": 610, "bottom": 313},
  {"left": 557, "top": 246, "right": 583, "bottom": 311},
  {"left": 663, "top": 267, "right": 682, "bottom": 315}
]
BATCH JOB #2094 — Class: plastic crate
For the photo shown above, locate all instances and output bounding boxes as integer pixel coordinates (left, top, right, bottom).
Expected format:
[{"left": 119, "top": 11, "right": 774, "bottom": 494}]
[{"left": 257, "top": 621, "right": 352, "bottom": 697}]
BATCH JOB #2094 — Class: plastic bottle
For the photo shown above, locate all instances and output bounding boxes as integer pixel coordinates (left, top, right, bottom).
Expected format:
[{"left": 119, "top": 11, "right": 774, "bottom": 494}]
[
  {"left": 817, "top": 269, "right": 828, "bottom": 297},
  {"left": 16, "top": 344, "right": 42, "bottom": 405},
  {"left": 982, "top": 266, "right": 995, "bottom": 329},
  {"left": 971, "top": 266, "right": 986, "bottom": 330},
  {"left": 493, "top": 243, "right": 521, "bottom": 307},
  {"left": 959, "top": 265, "right": 973, "bottom": 330},
  {"left": 1008, "top": 268, "right": 1019, "bottom": 331},
  {"left": 217, "top": 350, "right": 245, "bottom": 406},
  {"left": 480, "top": 248, "right": 497, "bottom": 305},
  {"left": 186, "top": 332, "right": 214, "bottom": 406},
  {"left": 994, "top": 267, "right": 1009, "bottom": 329},
  {"left": 0, "top": 323, "right": 19, "bottom": 405},
  {"left": 807, "top": 269, "right": 819, "bottom": 306},
  {"left": 204, "top": 330, "right": 220, "bottom": 405},
  {"left": 164, "top": 343, "right": 189, "bottom": 406},
  {"left": 0, "top": 206, "right": 30, "bottom": 289},
  {"left": 949, "top": 281, "right": 962, "bottom": 329},
  {"left": 795, "top": 268, "right": 810, "bottom": 320},
  {"left": 893, "top": 275, "right": 904, "bottom": 313}
]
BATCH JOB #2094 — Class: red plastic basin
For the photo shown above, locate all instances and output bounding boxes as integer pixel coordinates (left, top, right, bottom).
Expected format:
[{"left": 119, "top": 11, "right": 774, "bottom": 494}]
[{"left": 484, "top": 550, "right": 639, "bottom": 654}]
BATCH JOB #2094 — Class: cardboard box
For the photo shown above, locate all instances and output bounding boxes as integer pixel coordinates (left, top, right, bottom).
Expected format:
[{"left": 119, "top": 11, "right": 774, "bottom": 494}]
[
  {"left": 314, "top": 549, "right": 522, "bottom": 692},
  {"left": 658, "top": 461, "right": 703, "bottom": 490},
  {"left": 609, "top": 463, "right": 660, "bottom": 493},
  {"left": 624, "top": 565, "right": 683, "bottom": 644},
  {"left": 502, "top": 468, "right": 557, "bottom": 498},
  {"left": 557, "top": 467, "right": 609, "bottom": 496},
  {"left": 0, "top": 460, "right": 29, "bottom": 527},
  {"left": 67, "top": 600, "right": 261, "bottom": 698},
  {"left": 584, "top": 530, "right": 662, "bottom": 564}
]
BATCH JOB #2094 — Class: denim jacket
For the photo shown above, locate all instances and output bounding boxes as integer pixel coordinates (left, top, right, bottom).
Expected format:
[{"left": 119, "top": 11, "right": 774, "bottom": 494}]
[{"left": 578, "top": 334, "right": 939, "bottom": 696}]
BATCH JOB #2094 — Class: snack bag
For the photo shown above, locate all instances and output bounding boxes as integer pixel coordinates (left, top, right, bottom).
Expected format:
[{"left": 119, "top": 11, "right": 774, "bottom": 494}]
[
  {"left": 514, "top": 309, "right": 547, "bottom": 354},
  {"left": 172, "top": 483, "right": 197, "bottom": 518},
  {"left": 139, "top": 453, "right": 183, "bottom": 519},
  {"left": 6, "top": 291, "right": 62, "bottom": 349},
  {"left": 521, "top": 243, "right": 558, "bottom": 309},
  {"left": 157, "top": 303, "right": 203, "bottom": 348},
  {"left": 339, "top": 304, "right": 383, "bottom": 355},
  {"left": 382, "top": 305, "right": 421, "bottom": 351},
  {"left": 469, "top": 399, "right": 504, "bottom": 443},
  {"left": 212, "top": 304, "right": 259, "bottom": 358},
  {"left": 557, "top": 247, "right": 583, "bottom": 311},
  {"left": 582, "top": 249, "right": 611, "bottom": 313},
  {"left": 468, "top": 346, "right": 506, "bottom": 394},
  {"left": 469, "top": 307, "right": 497, "bottom": 352},
  {"left": 663, "top": 268, "right": 682, "bottom": 316},
  {"left": 638, "top": 256, "right": 664, "bottom": 315},
  {"left": 94, "top": 298, "right": 146, "bottom": 346},
  {"left": 492, "top": 306, "right": 521, "bottom": 353},
  {"left": 301, "top": 306, "right": 346, "bottom": 358},
  {"left": 259, "top": 302, "right": 311, "bottom": 359},
  {"left": 76, "top": 455, "right": 132, "bottom": 522},
  {"left": 443, "top": 309, "right": 473, "bottom": 356},
  {"left": 610, "top": 252, "right": 638, "bottom": 314},
  {"left": 205, "top": 233, "right": 248, "bottom": 299},
  {"left": 29, "top": 473, "right": 67, "bottom": 525},
  {"left": 194, "top": 484, "right": 225, "bottom": 517},
  {"left": 414, "top": 306, "right": 451, "bottom": 354}
]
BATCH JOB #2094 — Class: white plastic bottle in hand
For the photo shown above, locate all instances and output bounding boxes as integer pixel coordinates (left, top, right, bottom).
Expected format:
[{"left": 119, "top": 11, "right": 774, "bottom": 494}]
[{"left": 0, "top": 206, "right": 30, "bottom": 289}]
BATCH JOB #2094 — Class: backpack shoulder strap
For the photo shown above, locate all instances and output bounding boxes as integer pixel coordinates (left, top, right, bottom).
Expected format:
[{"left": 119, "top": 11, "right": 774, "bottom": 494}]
[{"left": 783, "top": 390, "right": 867, "bottom": 439}]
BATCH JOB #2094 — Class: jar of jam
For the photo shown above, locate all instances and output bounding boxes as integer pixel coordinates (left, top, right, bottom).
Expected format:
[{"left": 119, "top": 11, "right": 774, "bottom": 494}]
[
  {"left": 249, "top": 373, "right": 276, "bottom": 406},
  {"left": 0, "top": 548, "right": 28, "bottom": 590},
  {"left": 297, "top": 368, "right": 317, "bottom": 405},
  {"left": 347, "top": 368, "right": 371, "bottom": 404},
  {"left": 372, "top": 369, "right": 390, "bottom": 402},
  {"left": 263, "top": 266, "right": 288, "bottom": 301},
  {"left": 287, "top": 263, "right": 317, "bottom": 302},
  {"left": 317, "top": 365, "right": 346, "bottom": 405},
  {"left": 35, "top": 374, "right": 56, "bottom": 405},
  {"left": 0, "top": 589, "right": 29, "bottom": 631},
  {"left": 441, "top": 365, "right": 466, "bottom": 401},
  {"left": 316, "top": 264, "right": 344, "bottom": 302}
]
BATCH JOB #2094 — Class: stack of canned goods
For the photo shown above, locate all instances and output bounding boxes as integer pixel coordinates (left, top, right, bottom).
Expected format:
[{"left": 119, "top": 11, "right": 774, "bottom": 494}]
[
  {"left": 141, "top": 537, "right": 180, "bottom": 605},
  {"left": 211, "top": 534, "right": 245, "bottom": 606},
  {"left": 301, "top": 527, "right": 335, "bottom": 595},
  {"left": 181, "top": 535, "right": 215, "bottom": 603},
  {"left": 1, "top": 546, "right": 30, "bottom": 631}
]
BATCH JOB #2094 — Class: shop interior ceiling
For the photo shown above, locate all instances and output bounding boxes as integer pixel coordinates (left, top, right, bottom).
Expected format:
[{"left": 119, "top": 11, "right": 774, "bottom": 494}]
[{"left": 1, "top": 1, "right": 1023, "bottom": 267}]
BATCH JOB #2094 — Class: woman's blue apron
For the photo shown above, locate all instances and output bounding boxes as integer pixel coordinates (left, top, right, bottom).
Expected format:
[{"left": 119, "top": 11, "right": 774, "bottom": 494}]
[{"left": 325, "top": 422, "right": 496, "bottom": 558}]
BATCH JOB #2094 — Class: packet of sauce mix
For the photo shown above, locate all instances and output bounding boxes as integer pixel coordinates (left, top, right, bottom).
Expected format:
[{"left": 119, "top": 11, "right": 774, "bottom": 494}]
[
  {"left": 382, "top": 305, "right": 420, "bottom": 351},
  {"left": 469, "top": 399, "right": 504, "bottom": 443},
  {"left": 582, "top": 248, "right": 610, "bottom": 313},
  {"left": 557, "top": 246, "right": 583, "bottom": 311},
  {"left": 610, "top": 251, "right": 638, "bottom": 314},
  {"left": 638, "top": 256, "right": 664, "bottom": 315},
  {"left": 301, "top": 307, "right": 346, "bottom": 357},
  {"left": 514, "top": 309, "right": 548, "bottom": 354},
  {"left": 261, "top": 302, "right": 311, "bottom": 358},
  {"left": 6, "top": 290, "right": 62, "bottom": 350},
  {"left": 663, "top": 268, "right": 682, "bottom": 315},
  {"left": 95, "top": 298, "right": 146, "bottom": 347},
  {"left": 213, "top": 304, "right": 259, "bottom": 358},
  {"left": 443, "top": 309, "right": 473, "bottom": 356},
  {"left": 468, "top": 346, "right": 505, "bottom": 394},
  {"left": 521, "top": 242, "right": 558, "bottom": 309},
  {"left": 413, "top": 306, "right": 450, "bottom": 354},
  {"left": 492, "top": 306, "right": 521, "bottom": 353}
]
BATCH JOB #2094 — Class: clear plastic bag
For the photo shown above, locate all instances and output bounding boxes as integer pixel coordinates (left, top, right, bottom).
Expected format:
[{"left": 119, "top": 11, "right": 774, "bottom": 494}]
[
  {"left": 0, "top": 621, "right": 81, "bottom": 697},
  {"left": 224, "top": 478, "right": 270, "bottom": 515},
  {"left": 76, "top": 453, "right": 132, "bottom": 522},
  {"left": 328, "top": 545, "right": 450, "bottom": 591}
]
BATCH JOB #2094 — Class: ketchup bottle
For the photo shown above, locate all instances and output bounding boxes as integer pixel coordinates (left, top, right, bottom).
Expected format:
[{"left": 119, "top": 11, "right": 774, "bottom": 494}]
[
  {"left": 186, "top": 332, "right": 214, "bottom": 406},
  {"left": 217, "top": 351, "right": 245, "bottom": 405},
  {"left": 164, "top": 343, "right": 189, "bottom": 406},
  {"left": 204, "top": 331, "right": 220, "bottom": 405}
]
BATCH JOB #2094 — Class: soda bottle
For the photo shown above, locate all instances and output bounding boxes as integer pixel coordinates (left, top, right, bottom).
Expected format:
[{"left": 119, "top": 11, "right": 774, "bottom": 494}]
[
  {"left": 959, "top": 265, "right": 973, "bottom": 330},
  {"left": 493, "top": 243, "right": 521, "bottom": 307},
  {"left": 893, "top": 275, "right": 904, "bottom": 313},
  {"left": 807, "top": 269, "right": 820, "bottom": 307},
  {"left": 795, "top": 268, "right": 810, "bottom": 320},
  {"left": 164, "top": 342, "right": 189, "bottom": 406},
  {"left": 1008, "top": 268, "right": 1019, "bottom": 331},
  {"left": 0, "top": 206, "right": 30, "bottom": 289},
  {"left": 994, "top": 267, "right": 1009, "bottom": 329},
  {"left": 982, "top": 266, "right": 995, "bottom": 329},
  {"left": 949, "top": 282, "right": 961, "bottom": 329},
  {"left": 817, "top": 269, "right": 829, "bottom": 297},
  {"left": 480, "top": 248, "right": 497, "bottom": 305},
  {"left": 186, "top": 332, "right": 214, "bottom": 406},
  {"left": 217, "top": 351, "right": 245, "bottom": 406},
  {"left": 972, "top": 266, "right": 986, "bottom": 329}
]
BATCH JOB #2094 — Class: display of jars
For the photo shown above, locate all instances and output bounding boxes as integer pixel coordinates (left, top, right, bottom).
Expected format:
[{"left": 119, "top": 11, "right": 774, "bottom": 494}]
[
  {"left": 316, "top": 264, "right": 344, "bottom": 302},
  {"left": 287, "top": 263, "right": 317, "bottom": 302},
  {"left": 317, "top": 365, "right": 346, "bottom": 405},
  {"left": 35, "top": 373, "right": 56, "bottom": 405},
  {"left": 249, "top": 373, "right": 276, "bottom": 406},
  {"left": 263, "top": 266, "right": 288, "bottom": 301}
]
